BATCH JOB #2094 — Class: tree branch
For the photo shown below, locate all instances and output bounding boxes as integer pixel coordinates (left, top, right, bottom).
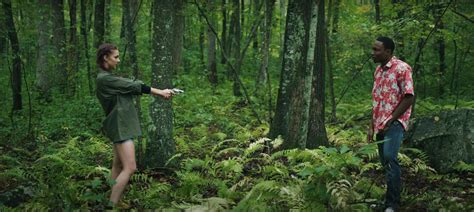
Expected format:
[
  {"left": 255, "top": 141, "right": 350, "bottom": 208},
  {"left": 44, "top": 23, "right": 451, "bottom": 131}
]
[
  {"left": 193, "top": 0, "right": 264, "bottom": 124},
  {"left": 450, "top": 8, "right": 474, "bottom": 24}
]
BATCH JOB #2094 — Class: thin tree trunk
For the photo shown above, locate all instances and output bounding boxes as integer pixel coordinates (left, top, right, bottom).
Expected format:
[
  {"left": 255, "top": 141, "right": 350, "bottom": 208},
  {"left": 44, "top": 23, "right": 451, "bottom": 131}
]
[
  {"left": 51, "top": 0, "right": 67, "bottom": 93},
  {"left": 279, "top": 0, "right": 286, "bottom": 48},
  {"left": 240, "top": 0, "right": 244, "bottom": 33},
  {"left": 375, "top": 0, "right": 380, "bottom": 24},
  {"left": 3, "top": 0, "right": 22, "bottom": 110},
  {"left": 326, "top": 24, "right": 336, "bottom": 122},
  {"left": 67, "top": 0, "right": 78, "bottom": 97},
  {"left": 450, "top": 38, "right": 457, "bottom": 92},
  {"left": 208, "top": 0, "right": 218, "bottom": 86},
  {"left": 252, "top": 0, "right": 260, "bottom": 49},
  {"left": 392, "top": 0, "right": 405, "bottom": 61},
  {"left": 221, "top": 0, "right": 228, "bottom": 65},
  {"left": 105, "top": 0, "right": 111, "bottom": 41},
  {"left": 256, "top": 0, "right": 275, "bottom": 89},
  {"left": 332, "top": 0, "right": 340, "bottom": 33},
  {"left": 307, "top": 0, "right": 328, "bottom": 148},
  {"left": 437, "top": 21, "right": 446, "bottom": 96},
  {"left": 0, "top": 8, "right": 6, "bottom": 54},
  {"left": 231, "top": 0, "right": 241, "bottom": 96},
  {"left": 146, "top": 0, "right": 175, "bottom": 168},
  {"left": 94, "top": 0, "right": 105, "bottom": 48},
  {"left": 199, "top": 19, "right": 206, "bottom": 70},
  {"left": 122, "top": 0, "right": 143, "bottom": 168},
  {"left": 173, "top": 0, "right": 184, "bottom": 75},
  {"left": 36, "top": 0, "right": 52, "bottom": 101},
  {"left": 80, "top": 0, "right": 92, "bottom": 95}
]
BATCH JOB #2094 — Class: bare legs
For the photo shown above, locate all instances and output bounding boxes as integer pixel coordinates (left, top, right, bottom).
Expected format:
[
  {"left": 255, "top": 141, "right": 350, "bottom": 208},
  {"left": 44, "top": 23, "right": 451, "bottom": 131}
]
[{"left": 110, "top": 140, "right": 136, "bottom": 204}]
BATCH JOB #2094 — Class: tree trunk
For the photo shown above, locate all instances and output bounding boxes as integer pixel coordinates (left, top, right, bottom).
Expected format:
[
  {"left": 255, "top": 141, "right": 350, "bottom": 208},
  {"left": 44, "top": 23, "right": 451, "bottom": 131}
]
[
  {"left": 307, "top": 0, "right": 328, "bottom": 148},
  {"left": 256, "top": 0, "right": 275, "bottom": 88},
  {"left": 80, "top": 0, "right": 93, "bottom": 95},
  {"left": 122, "top": 0, "right": 143, "bottom": 167},
  {"left": 172, "top": 0, "right": 184, "bottom": 75},
  {"left": 221, "top": 0, "right": 228, "bottom": 65},
  {"left": 146, "top": 0, "right": 175, "bottom": 168},
  {"left": 326, "top": 29, "right": 336, "bottom": 122},
  {"left": 392, "top": 0, "right": 405, "bottom": 61},
  {"left": 3, "top": 0, "right": 22, "bottom": 110},
  {"left": 326, "top": 0, "right": 336, "bottom": 122},
  {"left": 94, "top": 0, "right": 105, "bottom": 48},
  {"left": 252, "top": 0, "right": 260, "bottom": 50},
  {"left": 35, "top": 0, "right": 52, "bottom": 101},
  {"left": 231, "top": 0, "right": 241, "bottom": 96},
  {"left": 436, "top": 21, "right": 446, "bottom": 96},
  {"left": 199, "top": 17, "right": 205, "bottom": 70},
  {"left": 332, "top": 0, "right": 340, "bottom": 33},
  {"left": 105, "top": 0, "right": 111, "bottom": 41},
  {"left": 207, "top": 0, "right": 218, "bottom": 86},
  {"left": 279, "top": 0, "right": 286, "bottom": 48},
  {"left": 0, "top": 8, "right": 6, "bottom": 54},
  {"left": 51, "top": 0, "right": 67, "bottom": 93},
  {"left": 375, "top": 0, "right": 380, "bottom": 24},
  {"left": 286, "top": 0, "right": 315, "bottom": 149},
  {"left": 67, "top": 0, "right": 78, "bottom": 97},
  {"left": 270, "top": 0, "right": 312, "bottom": 149}
]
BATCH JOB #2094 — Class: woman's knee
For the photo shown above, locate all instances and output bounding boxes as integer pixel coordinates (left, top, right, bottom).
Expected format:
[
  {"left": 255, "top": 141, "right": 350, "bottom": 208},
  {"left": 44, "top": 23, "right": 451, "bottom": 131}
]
[{"left": 124, "top": 162, "right": 137, "bottom": 173}]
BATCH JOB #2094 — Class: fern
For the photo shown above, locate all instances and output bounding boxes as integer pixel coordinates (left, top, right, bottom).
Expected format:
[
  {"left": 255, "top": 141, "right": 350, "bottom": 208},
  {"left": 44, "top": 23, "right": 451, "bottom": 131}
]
[
  {"left": 216, "top": 158, "right": 243, "bottom": 177},
  {"left": 453, "top": 161, "right": 474, "bottom": 173},
  {"left": 327, "top": 179, "right": 353, "bottom": 209},
  {"left": 243, "top": 138, "right": 268, "bottom": 157}
]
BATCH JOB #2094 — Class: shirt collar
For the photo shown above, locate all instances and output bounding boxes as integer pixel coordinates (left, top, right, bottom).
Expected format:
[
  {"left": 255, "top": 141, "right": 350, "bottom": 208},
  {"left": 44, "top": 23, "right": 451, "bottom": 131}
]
[{"left": 383, "top": 56, "right": 397, "bottom": 70}]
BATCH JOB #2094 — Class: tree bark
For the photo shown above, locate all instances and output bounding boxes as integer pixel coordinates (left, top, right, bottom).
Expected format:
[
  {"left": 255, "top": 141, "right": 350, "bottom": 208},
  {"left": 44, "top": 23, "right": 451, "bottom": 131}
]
[
  {"left": 434, "top": 4, "right": 446, "bottom": 96},
  {"left": 35, "top": 0, "right": 52, "bottom": 101},
  {"left": 94, "top": 0, "right": 105, "bottom": 48},
  {"left": 270, "top": 0, "right": 312, "bottom": 149},
  {"left": 51, "top": 0, "right": 67, "bottom": 93},
  {"left": 67, "top": 0, "right": 79, "bottom": 97},
  {"left": 230, "top": 0, "right": 241, "bottom": 96},
  {"left": 3, "top": 0, "right": 22, "bottom": 110},
  {"left": 199, "top": 17, "right": 205, "bottom": 70},
  {"left": 221, "top": 0, "right": 228, "bottom": 65},
  {"left": 332, "top": 0, "right": 340, "bottom": 33},
  {"left": 286, "top": 0, "right": 315, "bottom": 149},
  {"left": 256, "top": 0, "right": 275, "bottom": 88},
  {"left": 207, "top": 0, "right": 218, "bottom": 85},
  {"left": 307, "top": 0, "right": 328, "bottom": 148},
  {"left": 80, "top": 0, "right": 93, "bottom": 95},
  {"left": 146, "top": 0, "right": 175, "bottom": 168},
  {"left": 172, "top": 0, "right": 184, "bottom": 75},
  {"left": 105, "top": 0, "right": 111, "bottom": 41},
  {"left": 375, "top": 0, "right": 380, "bottom": 24}
]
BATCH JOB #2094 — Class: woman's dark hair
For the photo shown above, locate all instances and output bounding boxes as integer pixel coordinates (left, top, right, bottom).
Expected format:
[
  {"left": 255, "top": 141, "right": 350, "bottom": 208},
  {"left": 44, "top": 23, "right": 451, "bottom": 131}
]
[{"left": 96, "top": 43, "right": 118, "bottom": 70}]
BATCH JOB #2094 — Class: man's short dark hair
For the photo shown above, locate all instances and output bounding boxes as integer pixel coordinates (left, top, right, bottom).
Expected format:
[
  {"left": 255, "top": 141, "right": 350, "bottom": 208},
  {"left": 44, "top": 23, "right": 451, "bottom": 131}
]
[{"left": 376, "top": 36, "right": 395, "bottom": 54}]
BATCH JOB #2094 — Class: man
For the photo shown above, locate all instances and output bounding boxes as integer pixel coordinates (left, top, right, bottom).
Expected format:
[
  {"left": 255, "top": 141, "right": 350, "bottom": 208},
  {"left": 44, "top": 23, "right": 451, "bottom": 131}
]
[{"left": 368, "top": 36, "right": 415, "bottom": 212}]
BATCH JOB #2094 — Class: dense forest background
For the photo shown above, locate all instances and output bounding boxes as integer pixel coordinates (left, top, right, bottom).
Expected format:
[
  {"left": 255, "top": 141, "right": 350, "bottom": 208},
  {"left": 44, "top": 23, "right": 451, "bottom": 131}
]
[{"left": 1, "top": 0, "right": 473, "bottom": 210}]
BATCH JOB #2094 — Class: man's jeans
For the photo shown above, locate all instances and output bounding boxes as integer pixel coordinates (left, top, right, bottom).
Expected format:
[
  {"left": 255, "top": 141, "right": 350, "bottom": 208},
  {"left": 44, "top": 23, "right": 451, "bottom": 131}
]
[{"left": 376, "top": 120, "right": 404, "bottom": 209}]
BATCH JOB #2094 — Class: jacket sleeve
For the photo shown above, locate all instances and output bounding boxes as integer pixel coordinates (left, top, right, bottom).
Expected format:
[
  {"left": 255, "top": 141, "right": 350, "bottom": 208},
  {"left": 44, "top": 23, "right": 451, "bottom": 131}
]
[{"left": 100, "top": 74, "right": 143, "bottom": 95}]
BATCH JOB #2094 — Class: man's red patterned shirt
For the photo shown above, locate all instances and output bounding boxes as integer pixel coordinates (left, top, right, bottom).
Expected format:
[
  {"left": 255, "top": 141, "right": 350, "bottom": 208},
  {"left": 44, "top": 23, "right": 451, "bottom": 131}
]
[{"left": 372, "top": 56, "right": 414, "bottom": 134}]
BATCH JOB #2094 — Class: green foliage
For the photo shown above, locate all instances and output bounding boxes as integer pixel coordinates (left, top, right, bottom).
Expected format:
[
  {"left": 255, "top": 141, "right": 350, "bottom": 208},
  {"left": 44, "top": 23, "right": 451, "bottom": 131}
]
[{"left": 1, "top": 0, "right": 473, "bottom": 211}]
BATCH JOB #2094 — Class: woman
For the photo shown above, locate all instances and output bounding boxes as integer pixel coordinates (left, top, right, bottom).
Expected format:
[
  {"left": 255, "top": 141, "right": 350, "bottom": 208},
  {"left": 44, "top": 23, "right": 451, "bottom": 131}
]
[{"left": 95, "top": 43, "right": 174, "bottom": 206}]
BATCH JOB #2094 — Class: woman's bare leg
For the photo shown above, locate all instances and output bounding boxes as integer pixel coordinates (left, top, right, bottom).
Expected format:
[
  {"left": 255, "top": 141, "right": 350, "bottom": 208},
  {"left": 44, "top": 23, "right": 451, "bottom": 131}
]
[
  {"left": 111, "top": 145, "right": 122, "bottom": 180},
  {"left": 110, "top": 140, "right": 137, "bottom": 204}
]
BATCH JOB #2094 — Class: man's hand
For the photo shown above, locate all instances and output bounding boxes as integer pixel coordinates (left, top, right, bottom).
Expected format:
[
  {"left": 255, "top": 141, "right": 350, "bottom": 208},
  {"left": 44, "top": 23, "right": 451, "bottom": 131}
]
[
  {"left": 367, "top": 127, "right": 374, "bottom": 143},
  {"left": 383, "top": 119, "right": 394, "bottom": 132}
]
